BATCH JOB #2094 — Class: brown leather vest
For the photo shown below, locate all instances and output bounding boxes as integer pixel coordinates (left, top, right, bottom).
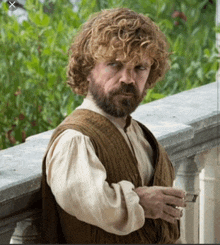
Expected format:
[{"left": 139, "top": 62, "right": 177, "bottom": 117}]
[{"left": 41, "top": 109, "right": 180, "bottom": 244}]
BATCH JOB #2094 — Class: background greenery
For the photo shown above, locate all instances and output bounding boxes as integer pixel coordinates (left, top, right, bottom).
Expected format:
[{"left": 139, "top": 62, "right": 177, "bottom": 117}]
[{"left": 0, "top": 0, "right": 218, "bottom": 150}]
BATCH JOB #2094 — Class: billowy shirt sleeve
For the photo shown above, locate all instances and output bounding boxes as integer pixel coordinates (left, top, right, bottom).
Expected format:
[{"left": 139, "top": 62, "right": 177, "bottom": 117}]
[{"left": 46, "top": 129, "right": 145, "bottom": 235}]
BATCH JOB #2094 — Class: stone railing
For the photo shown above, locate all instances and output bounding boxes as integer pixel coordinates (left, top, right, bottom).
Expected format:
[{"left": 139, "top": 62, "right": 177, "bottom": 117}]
[{"left": 0, "top": 80, "right": 219, "bottom": 244}]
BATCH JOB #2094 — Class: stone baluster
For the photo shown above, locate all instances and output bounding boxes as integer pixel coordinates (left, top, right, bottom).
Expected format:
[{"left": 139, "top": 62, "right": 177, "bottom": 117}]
[
  {"left": 174, "top": 155, "right": 205, "bottom": 244},
  {"left": 9, "top": 210, "right": 42, "bottom": 244},
  {"left": 198, "top": 147, "right": 220, "bottom": 244},
  {"left": 0, "top": 223, "right": 16, "bottom": 244}
]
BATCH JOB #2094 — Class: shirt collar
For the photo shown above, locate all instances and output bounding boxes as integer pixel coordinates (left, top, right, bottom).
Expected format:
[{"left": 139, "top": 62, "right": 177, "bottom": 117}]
[{"left": 75, "top": 96, "right": 132, "bottom": 132}]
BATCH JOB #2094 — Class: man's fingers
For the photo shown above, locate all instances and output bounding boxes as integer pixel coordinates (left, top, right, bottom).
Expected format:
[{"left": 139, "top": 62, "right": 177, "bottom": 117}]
[
  {"left": 163, "top": 205, "right": 182, "bottom": 219},
  {"left": 161, "top": 206, "right": 183, "bottom": 224},
  {"left": 137, "top": 186, "right": 186, "bottom": 222},
  {"left": 164, "top": 195, "right": 186, "bottom": 208},
  {"left": 162, "top": 187, "right": 186, "bottom": 199}
]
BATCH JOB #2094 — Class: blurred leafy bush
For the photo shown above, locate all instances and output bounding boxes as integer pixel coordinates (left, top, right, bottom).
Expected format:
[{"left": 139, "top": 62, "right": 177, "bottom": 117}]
[{"left": 0, "top": 0, "right": 218, "bottom": 149}]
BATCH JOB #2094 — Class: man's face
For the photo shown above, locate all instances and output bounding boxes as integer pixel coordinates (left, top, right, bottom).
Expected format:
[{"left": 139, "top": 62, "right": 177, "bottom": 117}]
[{"left": 87, "top": 58, "right": 152, "bottom": 118}]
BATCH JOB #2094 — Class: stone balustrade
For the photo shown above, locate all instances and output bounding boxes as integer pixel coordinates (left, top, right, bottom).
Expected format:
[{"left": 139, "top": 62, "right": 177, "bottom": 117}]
[{"left": 0, "top": 80, "right": 219, "bottom": 244}]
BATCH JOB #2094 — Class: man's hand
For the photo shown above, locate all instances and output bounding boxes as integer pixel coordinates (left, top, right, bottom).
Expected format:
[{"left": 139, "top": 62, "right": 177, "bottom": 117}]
[{"left": 134, "top": 186, "right": 186, "bottom": 224}]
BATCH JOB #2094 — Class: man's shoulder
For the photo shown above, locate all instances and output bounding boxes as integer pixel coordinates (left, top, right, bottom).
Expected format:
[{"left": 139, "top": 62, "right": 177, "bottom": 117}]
[
  {"left": 56, "top": 128, "right": 89, "bottom": 141},
  {"left": 49, "top": 129, "right": 90, "bottom": 149},
  {"left": 46, "top": 129, "right": 93, "bottom": 161}
]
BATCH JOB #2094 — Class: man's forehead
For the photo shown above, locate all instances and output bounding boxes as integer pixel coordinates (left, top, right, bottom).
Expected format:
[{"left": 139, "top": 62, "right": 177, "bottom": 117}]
[
  {"left": 115, "top": 57, "right": 152, "bottom": 66},
  {"left": 100, "top": 54, "right": 152, "bottom": 66}
]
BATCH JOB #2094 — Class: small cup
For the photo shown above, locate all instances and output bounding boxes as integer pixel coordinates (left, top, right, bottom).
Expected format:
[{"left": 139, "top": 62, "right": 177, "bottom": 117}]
[{"left": 185, "top": 193, "right": 198, "bottom": 202}]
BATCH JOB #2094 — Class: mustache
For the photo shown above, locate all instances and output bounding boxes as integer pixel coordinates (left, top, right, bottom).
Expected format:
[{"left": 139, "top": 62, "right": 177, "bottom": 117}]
[{"left": 115, "top": 84, "right": 138, "bottom": 95}]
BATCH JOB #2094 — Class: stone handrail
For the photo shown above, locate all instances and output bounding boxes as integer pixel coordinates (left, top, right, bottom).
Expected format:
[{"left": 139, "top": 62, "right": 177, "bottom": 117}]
[{"left": 0, "top": 81, "right": 219, "bottom": 244}]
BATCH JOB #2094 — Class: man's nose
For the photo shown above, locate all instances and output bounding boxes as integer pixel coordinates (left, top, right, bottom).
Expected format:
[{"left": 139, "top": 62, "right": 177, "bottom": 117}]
[{"left": 119, "top": 68, "right": 135, "bottom": 84}]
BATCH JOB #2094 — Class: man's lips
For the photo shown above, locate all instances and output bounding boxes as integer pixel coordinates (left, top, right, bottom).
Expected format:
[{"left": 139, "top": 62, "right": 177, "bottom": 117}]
[
  {"left": 113, "top": 91, "right": 135, "bottom": 98},
  {"left": 122, "top": 92, "right": 133, "bottom": 95},
  {"left": 117, "top": 92, "right": 134, "bottom": 95},
  {"left": 120, "top": 93, "right": 134, "bottom": 97}
]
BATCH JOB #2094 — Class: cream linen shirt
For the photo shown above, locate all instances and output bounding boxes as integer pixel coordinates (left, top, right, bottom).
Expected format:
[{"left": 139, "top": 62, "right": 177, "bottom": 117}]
[{"left": 46, "top": 97, "right": 154, "bottom": 236}]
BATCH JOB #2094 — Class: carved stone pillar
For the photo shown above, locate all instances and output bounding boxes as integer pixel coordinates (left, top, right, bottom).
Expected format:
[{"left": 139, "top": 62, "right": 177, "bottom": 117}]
[
  {"left": 10, "top": 210, "right": 42, "bottom": 244},
  {"left": 174, "top": 155, "right": 205, "bottom": 244},
  {"left": 198, "top": 147, "right": 220, "bottom": 244},
  {"left": 0, "top": 223, "right": 16, "bottom": 244}
]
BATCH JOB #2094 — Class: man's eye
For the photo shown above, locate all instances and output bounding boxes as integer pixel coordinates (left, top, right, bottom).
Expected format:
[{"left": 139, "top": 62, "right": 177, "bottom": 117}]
[
  {"left": 108, "top": 62, "right": 118, "bottom": 67},
  {"left": 136, "top": 65, "right": 146, "bottom": 70}
]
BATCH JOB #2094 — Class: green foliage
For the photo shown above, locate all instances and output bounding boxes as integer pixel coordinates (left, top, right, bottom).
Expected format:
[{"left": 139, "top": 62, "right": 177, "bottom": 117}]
[
  {"left": 0, "top": 0, "right": 218, "bottom": 149},
  {"left": 139, "top": 0, "right": 219, "bottom": 104}
]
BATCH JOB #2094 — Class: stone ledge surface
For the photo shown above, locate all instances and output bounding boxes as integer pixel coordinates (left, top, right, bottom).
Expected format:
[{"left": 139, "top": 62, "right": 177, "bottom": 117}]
[
  {"left": 132, "top": 81, "right": 219, "bottom": 130},
  {"left": 0, "top": 130, "right": 53, "bottom": 207}
]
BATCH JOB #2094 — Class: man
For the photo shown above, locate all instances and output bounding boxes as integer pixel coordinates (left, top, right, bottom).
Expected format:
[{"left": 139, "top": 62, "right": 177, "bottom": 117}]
[{"left": 41, "top": 7, "right": 186, "bottom": 244}]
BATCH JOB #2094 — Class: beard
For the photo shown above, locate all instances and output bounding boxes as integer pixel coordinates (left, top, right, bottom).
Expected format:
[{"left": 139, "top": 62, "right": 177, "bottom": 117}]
[{"left": 88, "top": 75, "right": 146, "bottom": 118}]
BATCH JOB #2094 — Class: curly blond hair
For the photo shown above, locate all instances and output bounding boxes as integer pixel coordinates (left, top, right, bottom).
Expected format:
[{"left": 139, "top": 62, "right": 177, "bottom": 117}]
[{"left": 67, "top": 8, "right": 170, "bottom": 96}]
